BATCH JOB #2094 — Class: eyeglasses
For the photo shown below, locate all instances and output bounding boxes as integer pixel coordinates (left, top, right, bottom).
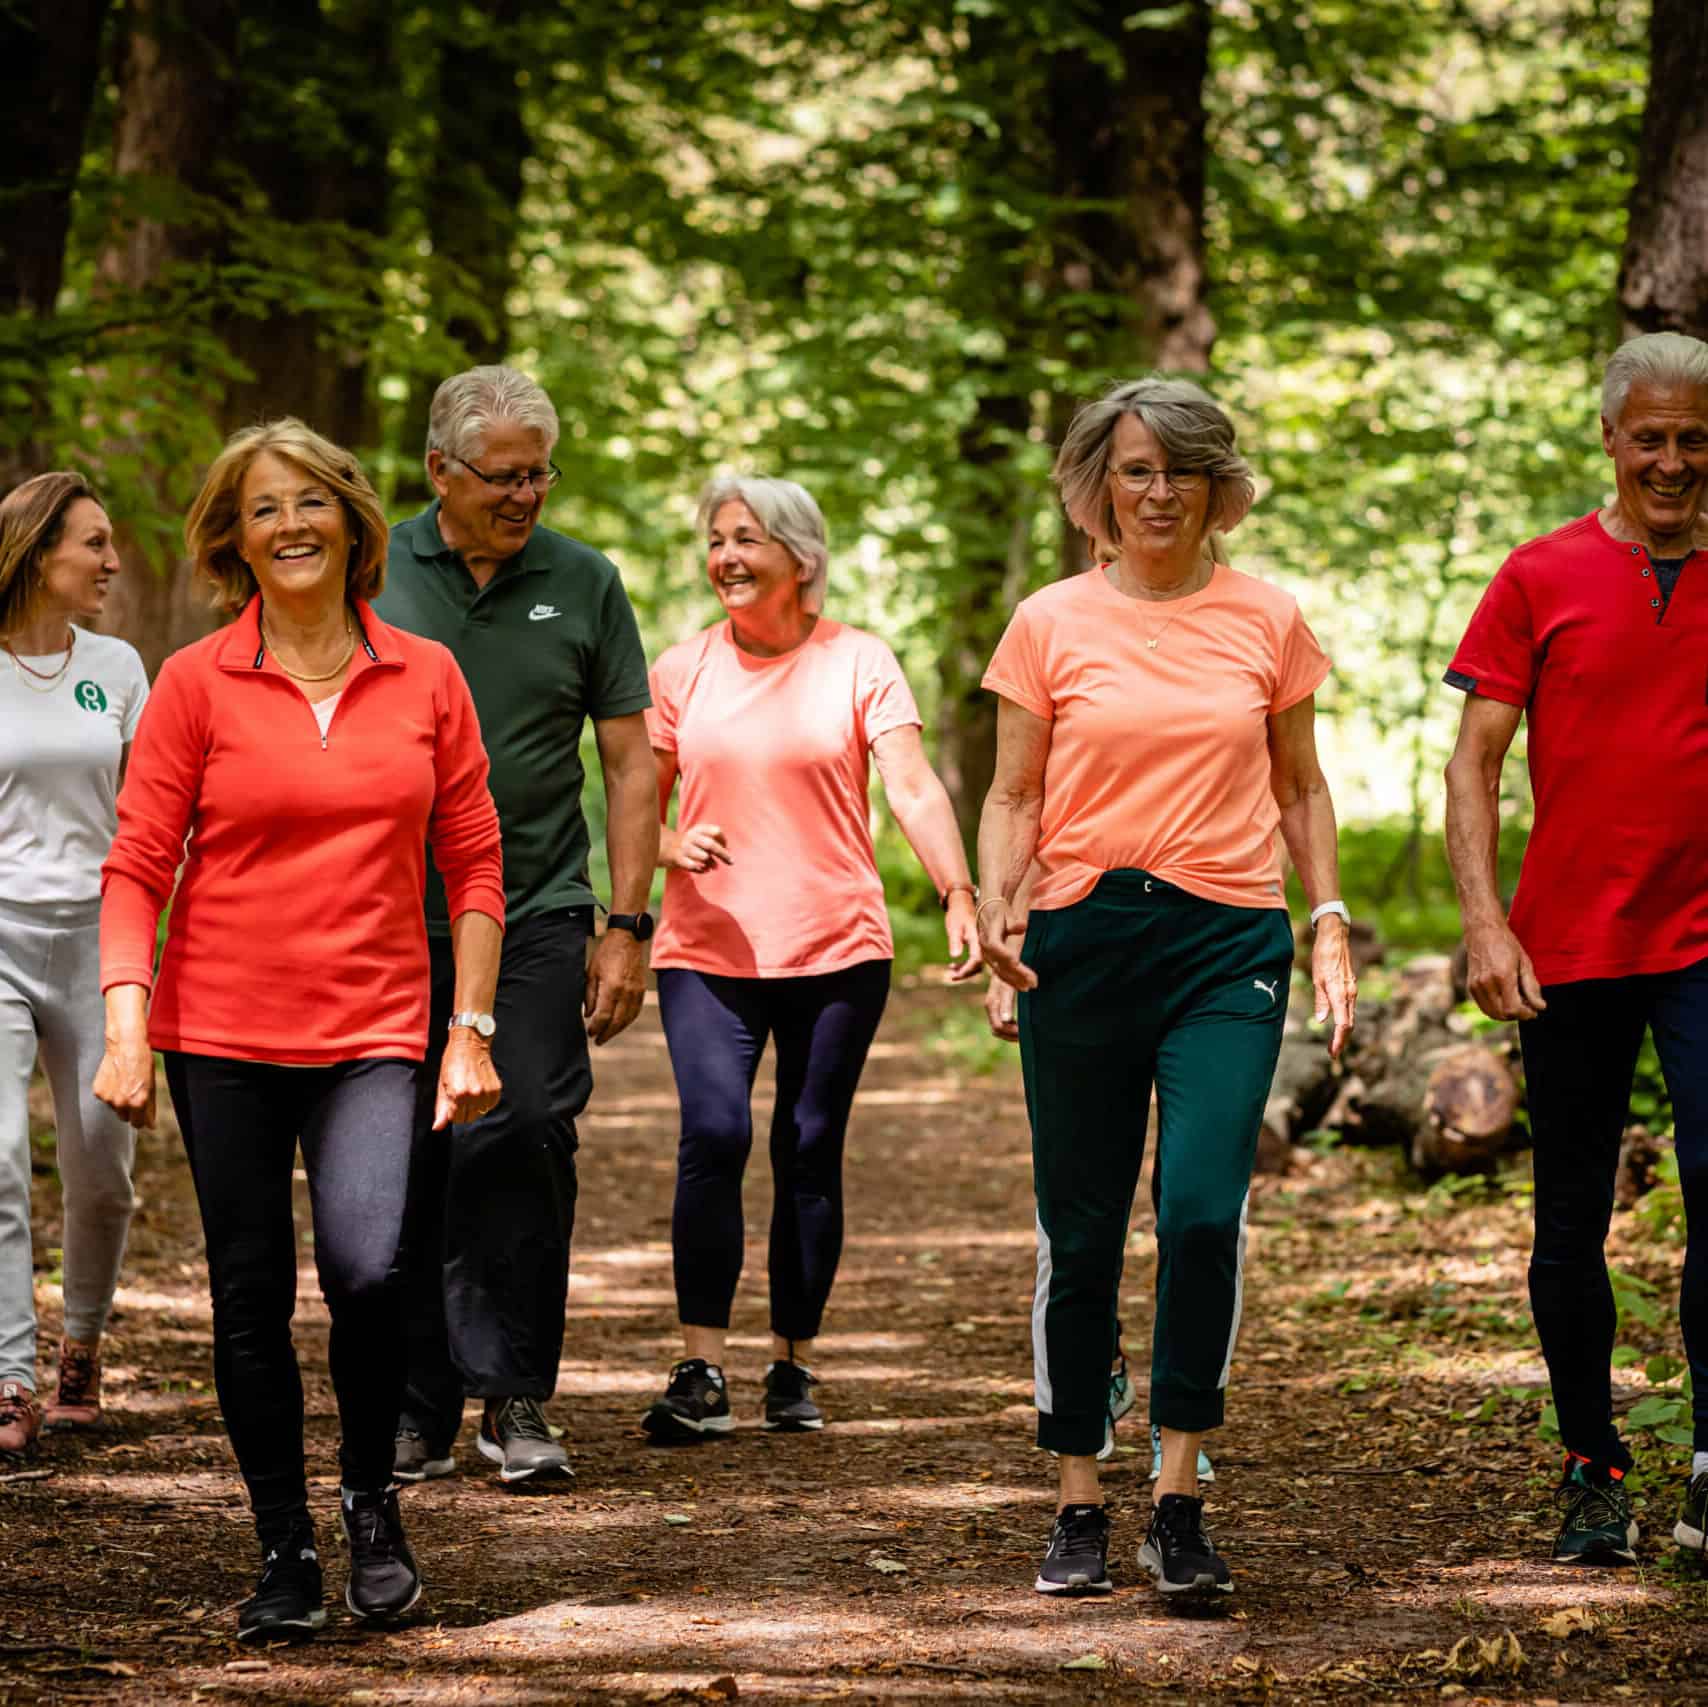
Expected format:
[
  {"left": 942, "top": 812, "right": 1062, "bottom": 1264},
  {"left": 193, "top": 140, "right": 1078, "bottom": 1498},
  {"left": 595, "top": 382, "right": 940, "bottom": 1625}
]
[
  {"left": 1110, "top": 464, "right": 1208, "bottom": 495},
  {"left": 453, "top": 457, "right": 563, "bottom": 495}
]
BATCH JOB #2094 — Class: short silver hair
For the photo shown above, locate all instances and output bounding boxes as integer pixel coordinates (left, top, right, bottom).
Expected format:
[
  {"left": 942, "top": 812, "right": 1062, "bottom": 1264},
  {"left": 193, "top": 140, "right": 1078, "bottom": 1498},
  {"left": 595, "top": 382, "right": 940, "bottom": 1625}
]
[
  {"left": 1052, "top": 377, "right": 1255, "bottom": 558},
  {"left": 1602, "top": 332, "right": 1708, "bottom": 425},
  {"left": 426, "top": 365, "right": 560, "bottom": 465},
  {"left": 695, "top": 476, "right": 830, "bottom": 615}
]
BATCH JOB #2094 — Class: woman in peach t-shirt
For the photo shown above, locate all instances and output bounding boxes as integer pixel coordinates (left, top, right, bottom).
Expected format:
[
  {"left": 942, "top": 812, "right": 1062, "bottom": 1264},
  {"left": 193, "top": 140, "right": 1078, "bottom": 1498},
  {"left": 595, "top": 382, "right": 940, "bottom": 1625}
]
[
  {"left": 978, "top": 379, "right": 1357, "bottom": 1603},
  {"left": 640, "top": 476, "right": 980, "bottom": 1441}
]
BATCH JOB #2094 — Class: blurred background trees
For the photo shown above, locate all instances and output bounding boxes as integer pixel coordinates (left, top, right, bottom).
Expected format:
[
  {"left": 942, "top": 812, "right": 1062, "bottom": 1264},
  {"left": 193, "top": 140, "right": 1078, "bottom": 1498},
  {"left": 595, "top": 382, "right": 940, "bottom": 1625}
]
[{"left": 1, "top": 0, "right": 1694, "bottom": 947}]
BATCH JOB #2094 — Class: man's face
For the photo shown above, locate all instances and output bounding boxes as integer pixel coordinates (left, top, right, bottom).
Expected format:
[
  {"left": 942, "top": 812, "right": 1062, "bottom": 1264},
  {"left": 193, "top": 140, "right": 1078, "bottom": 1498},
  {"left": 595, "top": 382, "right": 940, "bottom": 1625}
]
[
  {"left": 1601, "top": 380, "right": 1708, "bottom": 545},
  {"left": 429, "top": 422, "right": 554, "bottom": 561}
]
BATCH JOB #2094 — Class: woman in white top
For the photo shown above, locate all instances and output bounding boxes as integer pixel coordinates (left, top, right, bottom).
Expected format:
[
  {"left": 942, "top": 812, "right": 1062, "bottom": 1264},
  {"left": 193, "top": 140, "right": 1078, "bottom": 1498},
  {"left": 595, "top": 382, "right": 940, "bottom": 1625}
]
[{"left": 0, "top": 474, "right": 149, "bottom": 1453}]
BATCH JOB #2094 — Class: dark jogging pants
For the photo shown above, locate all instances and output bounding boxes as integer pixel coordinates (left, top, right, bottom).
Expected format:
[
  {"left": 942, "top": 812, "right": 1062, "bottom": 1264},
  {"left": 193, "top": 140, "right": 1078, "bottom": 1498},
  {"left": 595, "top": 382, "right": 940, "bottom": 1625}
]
[
  {"left": 656, "top": 960, "right": 890, "bottom": 1342},
  {"left": 1520, "top": 953, "right": 1708, "bottom": 1468},
  {"left": 1019, "top": 871, "right": 1292, "bottom": 1458}
]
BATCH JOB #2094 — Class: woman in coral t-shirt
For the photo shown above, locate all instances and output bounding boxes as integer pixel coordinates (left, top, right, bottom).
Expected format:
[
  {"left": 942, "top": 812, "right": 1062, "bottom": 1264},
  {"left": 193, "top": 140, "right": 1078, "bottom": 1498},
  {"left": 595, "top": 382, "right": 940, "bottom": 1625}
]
[
  {"left": 978, "top": 379, "right": 1356, "bottom": 1604},
  {"left": 640, "top": 476, "right": 979, "bottom": 1442}
]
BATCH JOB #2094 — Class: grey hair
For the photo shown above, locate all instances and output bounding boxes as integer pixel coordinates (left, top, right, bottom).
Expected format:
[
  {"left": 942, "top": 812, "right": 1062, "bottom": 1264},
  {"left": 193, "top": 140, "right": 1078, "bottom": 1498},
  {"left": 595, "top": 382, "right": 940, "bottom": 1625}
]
[
  {"left": 1602, "top": 332, "right": 1708, "bottom": 425},
  {"left": 426, "top": 364, "right": 560, "bottom": 465},
  {"left": 695, "top": 476, "right": 830, "bottom": 615},
  {"left": 1052, "top": 377, "right": 1256, "bottom": 560}
]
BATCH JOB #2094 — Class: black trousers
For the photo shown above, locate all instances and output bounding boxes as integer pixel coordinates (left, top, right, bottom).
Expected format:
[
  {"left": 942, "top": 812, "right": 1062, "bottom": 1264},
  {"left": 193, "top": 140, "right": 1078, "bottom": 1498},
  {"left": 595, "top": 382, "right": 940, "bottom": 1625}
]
[
  {"left": 163, "top": 1052, "right": 418, "bottom": 1543},
  {"left": 401, "top": 908, "right": 592, "bottom": 1446},
  {"left": 1520, "top": 952, "right": 1708, "bottom": 1467}
]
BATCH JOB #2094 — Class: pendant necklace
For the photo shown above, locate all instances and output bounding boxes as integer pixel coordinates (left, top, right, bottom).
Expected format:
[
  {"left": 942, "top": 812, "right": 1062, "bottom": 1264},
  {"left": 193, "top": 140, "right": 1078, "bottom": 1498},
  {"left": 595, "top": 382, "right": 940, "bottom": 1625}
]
[{"left": 3, "top": 629, "right": 75, "bottom": 692}]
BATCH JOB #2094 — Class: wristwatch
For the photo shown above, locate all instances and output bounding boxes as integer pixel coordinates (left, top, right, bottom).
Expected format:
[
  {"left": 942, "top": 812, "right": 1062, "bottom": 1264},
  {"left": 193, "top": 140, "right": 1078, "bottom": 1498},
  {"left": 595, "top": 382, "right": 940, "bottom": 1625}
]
[
  {"left": 606, "top": 911, "right": 656, "bottom": 942},
  {"left": 1309, "top": 900, "right": 1352, "bottom": 931},
  {"left": 449, "top": 1010, "right": 497, "bottom": 1040}
]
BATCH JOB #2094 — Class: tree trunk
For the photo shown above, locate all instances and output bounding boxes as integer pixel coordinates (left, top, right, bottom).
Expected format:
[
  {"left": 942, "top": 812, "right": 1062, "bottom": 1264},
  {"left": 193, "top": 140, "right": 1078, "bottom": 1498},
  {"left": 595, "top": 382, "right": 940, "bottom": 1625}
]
[
  {"left": 1617, "top": 0, "right": 1708, "bottom": 340},
  {"left": 0, "top": 0, "right": 113, "bottom": 484},
  {"left": 95, "top": 0, "right": 238, "bottom": 674}
]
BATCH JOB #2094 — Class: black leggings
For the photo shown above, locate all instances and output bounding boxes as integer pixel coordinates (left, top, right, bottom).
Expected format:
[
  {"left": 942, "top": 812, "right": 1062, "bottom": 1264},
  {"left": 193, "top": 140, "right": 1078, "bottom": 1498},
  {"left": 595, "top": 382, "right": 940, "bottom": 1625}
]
[
  {"left": 163, "top": 1052, "right": 418, "bottom": 1542},
  {"left": 656, "top": 961, "right": 889, "bottom": 1343}
]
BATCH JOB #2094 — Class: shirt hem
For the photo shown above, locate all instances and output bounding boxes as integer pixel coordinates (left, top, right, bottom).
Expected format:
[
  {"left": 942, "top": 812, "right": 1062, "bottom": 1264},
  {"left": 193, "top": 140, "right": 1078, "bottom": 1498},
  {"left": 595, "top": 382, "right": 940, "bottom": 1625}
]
[
  {"left": 650, "top": 947, "right": 895, "bottom": 979},
  {"left": 1030, "top": 865, "right": 1291, "bottom": 914},
  {"left": 1532, "top": 943, "right": 1708, "bottom": 988},
  {"left": 149, "top": 1032, "right": 427, "bottom": 1065}
]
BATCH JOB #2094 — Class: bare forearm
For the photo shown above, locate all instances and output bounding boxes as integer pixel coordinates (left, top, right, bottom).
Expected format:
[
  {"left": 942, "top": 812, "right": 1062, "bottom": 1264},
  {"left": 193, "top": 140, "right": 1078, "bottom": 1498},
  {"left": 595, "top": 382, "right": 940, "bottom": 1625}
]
[
  {"left": 103, "top": 983, "right": 150, "bottom": 1042},
  {"left": 1276, "top": 781, "right": 1342, "bottom": 912},
  {"left": 606, "top": 765, "right": 661, "bottom": 912},
  {"left": 1445, "top": 757, "right": 1506, "bottom": 931},
  {"left": 448, "top": 910, "right": 503, "bottom": 1013},
  {"left": 889, "top": 782, "right": 973, "bottom": 896},
  {"left": 978, "top": 792, "right": 1041, "bottom": 905}
]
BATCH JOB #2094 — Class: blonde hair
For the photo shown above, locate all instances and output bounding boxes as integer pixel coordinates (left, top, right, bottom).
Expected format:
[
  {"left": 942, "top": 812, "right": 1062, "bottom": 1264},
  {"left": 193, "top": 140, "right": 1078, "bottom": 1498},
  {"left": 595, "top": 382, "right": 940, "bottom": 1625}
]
[
  {"left": 0, "top": 473, "right": 104, "bottom": 634},
  {"left": 186, "top": 419, "right": 389, "bottom": 614}
]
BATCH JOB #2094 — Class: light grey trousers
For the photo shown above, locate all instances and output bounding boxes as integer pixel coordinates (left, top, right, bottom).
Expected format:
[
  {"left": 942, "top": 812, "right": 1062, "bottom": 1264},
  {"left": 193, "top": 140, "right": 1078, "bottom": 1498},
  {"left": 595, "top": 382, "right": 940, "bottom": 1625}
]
[{"left": 0, "top": 897, "right": 137, "bottom": 1387}]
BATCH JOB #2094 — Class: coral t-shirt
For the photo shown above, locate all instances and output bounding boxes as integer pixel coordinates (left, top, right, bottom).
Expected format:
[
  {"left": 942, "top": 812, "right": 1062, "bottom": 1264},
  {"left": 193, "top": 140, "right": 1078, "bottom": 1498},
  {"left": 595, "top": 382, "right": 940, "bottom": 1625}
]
[
  {"left": 982, "top": 564, "right": 1330, "bottom": 912},
  {"left": 646, "top": 619, "right": 922, "bottom": 977},
  {"left": 1446, "top": 510, "right": 1708, "bottom": 985}
]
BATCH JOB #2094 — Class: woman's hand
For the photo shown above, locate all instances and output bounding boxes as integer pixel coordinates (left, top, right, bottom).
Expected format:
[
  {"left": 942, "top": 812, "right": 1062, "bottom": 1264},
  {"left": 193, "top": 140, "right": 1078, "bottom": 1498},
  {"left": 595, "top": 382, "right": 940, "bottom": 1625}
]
[
  {"left": 984, "top": 973, "right": 1019, "bottom": 1041},
  {"left": 666, "top": 823, "right": 733, "bottom": 874},
  {"left": 1311, "top": 916, "right": 1357, "bottom": 1058},
  {"left": 945, "top": 889, "right": 983, "bottom": 982},
  {"left": 977, "top": 896, "right": 1037, "bottom": 994},
  {"left": 93, "top": 987, "right": 156, "bottom": 1129},
  {"left": 434, "top": 1032, "right": 502, "bottom": 1130}
]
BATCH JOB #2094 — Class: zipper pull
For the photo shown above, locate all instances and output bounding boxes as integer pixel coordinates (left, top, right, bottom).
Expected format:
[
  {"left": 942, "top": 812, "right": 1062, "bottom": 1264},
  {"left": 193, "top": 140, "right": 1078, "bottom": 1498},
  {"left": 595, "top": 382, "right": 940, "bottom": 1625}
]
[{"left": 321, "top": 732, "right": 328, "bottom": 751}]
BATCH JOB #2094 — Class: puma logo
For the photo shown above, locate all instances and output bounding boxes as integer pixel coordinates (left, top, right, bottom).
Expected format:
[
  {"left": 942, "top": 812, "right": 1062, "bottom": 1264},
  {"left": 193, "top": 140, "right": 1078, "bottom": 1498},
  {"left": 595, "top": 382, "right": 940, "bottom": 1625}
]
[{"left": 1253, "top": 978, "right": 1279, "bottom": 1002}]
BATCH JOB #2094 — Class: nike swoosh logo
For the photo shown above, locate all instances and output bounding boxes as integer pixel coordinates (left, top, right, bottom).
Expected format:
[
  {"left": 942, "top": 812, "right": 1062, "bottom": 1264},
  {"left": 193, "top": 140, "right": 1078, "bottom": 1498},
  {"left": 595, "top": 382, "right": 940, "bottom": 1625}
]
[{"left": 528, "top": 605, "right": 560, "bottom": 622}]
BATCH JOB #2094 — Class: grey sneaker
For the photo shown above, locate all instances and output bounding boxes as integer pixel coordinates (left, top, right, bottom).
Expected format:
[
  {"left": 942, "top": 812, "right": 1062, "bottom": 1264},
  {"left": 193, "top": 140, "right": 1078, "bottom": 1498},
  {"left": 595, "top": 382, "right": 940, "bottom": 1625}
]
[
  {"left": 393, "top": 1425, "right": 456, "bottom": 1483},
  {"left": 477, "top": 1396, "right": 572, "bottom": 1484},
  {"left": 762, "top": 1360, "right": 823, "bottom": 1432}
]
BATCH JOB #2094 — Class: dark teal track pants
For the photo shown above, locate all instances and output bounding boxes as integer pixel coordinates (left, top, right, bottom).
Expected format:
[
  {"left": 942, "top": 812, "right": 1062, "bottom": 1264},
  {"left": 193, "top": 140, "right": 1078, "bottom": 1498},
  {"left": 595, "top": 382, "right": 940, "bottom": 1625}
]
[{"left": 1019, "top": 870, "right": 1292, "bottom": 1456}]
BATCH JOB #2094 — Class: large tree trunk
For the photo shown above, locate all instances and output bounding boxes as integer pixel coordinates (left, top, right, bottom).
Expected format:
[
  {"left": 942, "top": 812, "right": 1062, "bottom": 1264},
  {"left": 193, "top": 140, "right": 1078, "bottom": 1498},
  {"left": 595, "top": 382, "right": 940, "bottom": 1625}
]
[
  {"left": 95, "top": 0, "right": 238, "bottom": 673},
  {"left": 1617, "top": 0, "right": 1708, "bottom": 340},
  {"left": 0, "top": 0, "right": 113, "bottom": 485}
]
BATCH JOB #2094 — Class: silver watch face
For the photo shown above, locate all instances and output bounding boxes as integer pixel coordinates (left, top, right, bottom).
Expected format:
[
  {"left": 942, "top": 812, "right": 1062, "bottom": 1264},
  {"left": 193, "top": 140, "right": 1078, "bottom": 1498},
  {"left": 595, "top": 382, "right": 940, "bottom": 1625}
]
[{"left": 452, "top": 1012, "right": 497, "bottom": 1039}]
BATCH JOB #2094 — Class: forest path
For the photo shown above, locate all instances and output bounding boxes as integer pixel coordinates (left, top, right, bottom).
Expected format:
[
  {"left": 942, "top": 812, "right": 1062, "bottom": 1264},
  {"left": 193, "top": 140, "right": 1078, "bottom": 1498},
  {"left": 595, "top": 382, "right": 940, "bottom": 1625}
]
[{"left": 7, "top": 984, "right": 1704, "bottom": 1704}]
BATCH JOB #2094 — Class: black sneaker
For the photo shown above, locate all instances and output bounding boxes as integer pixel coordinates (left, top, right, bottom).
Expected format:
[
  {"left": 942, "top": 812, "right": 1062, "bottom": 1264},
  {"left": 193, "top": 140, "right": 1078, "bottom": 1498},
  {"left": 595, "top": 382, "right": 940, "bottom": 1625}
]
[
  {"left": 1674, "top": 1470, "right": 1708, "bottom": 1552},
  {"left": 393, "top": 1424, "right": 456, "bottom": 1482},
  {"left": 237, "top": 1524, "right": 326, "bottom": 1644},
  {"left": 1034, "top": 1502, "right": 1112, "bottom": 1595},
  {"left": 643, "top": 1359, "right": 734, "bottom": 1444},
  {"left": 1138, "top": 1493, "right": 1234, "bottom": 1596},
  {"left": 762, "top": 1360, "right": 823, "bottom": 1432},
  {"left": 340, "top": 1486, "right": 423, "bottom": 1621},
  {"left": 1552, "top": 1457, "right": 1638, "bottom": 1565},
  {"left": 477, "top": 1395, "right": 573, "bottom": 1484}
]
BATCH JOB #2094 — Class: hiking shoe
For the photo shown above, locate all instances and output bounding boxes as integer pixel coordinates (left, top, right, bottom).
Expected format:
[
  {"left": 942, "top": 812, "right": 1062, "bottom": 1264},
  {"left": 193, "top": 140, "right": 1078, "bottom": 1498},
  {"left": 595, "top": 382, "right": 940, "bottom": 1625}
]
[
  {"left": 642, "top": 1359, "right": 734, "bottom": 1444},
  {"left": 0, "top": 1381, "right": 40, "bottom": 1456},
  {"left": 43, "top": 1339, "right": 101, "bottom": 1430},
  {"left": 1034, "top": 1502, "right": 1113, "bottom": 1595},
  {"left": 1552, "top": 1458, "right": 1637, "bottom": 1564},
  {"left": 1674, "top": 1470, "right": 1708, "bottom": 1552},
  {"left": 762, "top": 1360, "right": 823, "bottom": 1432},
  {"left": 238, "top": 1524, "right": 326, "bottom": 1644},
  {"left": 1148, "top": 1422, "right": 1216, "bottom": 1484},
  {"left": 393, "top": 1424, "right": 456, "bottom": 1482},
  {"left": 1138, "top": 1493, "right": 1234, "bottom": 1596},
  {"left": 340, "top": 1486, "right": 423, "bottom": 1620},
  {"left": 477, "top": 1396, "right": 572, "bottom": 1484}
]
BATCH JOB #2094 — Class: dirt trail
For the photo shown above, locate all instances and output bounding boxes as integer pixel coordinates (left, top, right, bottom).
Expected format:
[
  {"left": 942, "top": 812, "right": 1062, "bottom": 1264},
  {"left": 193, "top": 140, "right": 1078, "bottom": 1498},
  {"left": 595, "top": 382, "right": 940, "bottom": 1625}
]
[{"left": 5, "top": 983, "right": 1705, "bottom": 1704}]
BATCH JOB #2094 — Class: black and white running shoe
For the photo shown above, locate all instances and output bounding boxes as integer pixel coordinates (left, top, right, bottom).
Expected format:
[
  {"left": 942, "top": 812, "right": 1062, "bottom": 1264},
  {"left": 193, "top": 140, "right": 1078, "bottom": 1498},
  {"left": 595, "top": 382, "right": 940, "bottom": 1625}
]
[
  {"left": 642, "top": 1359, "right": 734, "bottom": 1444},
  {"left": 1138, "top": 1493, "right": 1234, "bottom": 1596},
  {"left": 238, "top": 1524, "right": 326, "bottom": 1644},
  {"left": 762, "top": 1360, "right": 824, "bottom": 1432},
  {"left": 1034, "top": 1502, "right": 1113, "bottom": 1595},
  {"left": 1675, "top": 1470, "right": 1708, "bottom": 1553}
]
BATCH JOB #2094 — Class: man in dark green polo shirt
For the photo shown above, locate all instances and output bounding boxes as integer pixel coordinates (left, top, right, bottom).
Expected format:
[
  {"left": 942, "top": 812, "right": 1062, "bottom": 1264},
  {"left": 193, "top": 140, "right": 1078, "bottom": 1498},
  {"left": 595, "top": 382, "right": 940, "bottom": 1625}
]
[{"left": 375, "top": 365, "right": 658, "bottom": 1487}]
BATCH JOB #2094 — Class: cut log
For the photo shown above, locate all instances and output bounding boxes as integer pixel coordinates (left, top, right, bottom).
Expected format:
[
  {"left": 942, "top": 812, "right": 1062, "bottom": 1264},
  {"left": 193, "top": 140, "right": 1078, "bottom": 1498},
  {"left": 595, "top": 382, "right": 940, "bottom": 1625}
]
[
  {"left": 1412, "top": 1044, "right": 1521, "bottom": 1174},
  {"left": 1615, "top": 1124, "right": 1664, "bottom": 1208}
]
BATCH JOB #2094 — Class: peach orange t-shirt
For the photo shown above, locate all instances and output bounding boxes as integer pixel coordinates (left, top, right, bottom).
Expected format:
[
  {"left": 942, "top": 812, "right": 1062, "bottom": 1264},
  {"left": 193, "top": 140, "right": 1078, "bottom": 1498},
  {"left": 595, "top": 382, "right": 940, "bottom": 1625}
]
[
  {"left": 647, "top": 619, "right": 923, "bottom": 977},
  {"left": 982, "top": 564, "right": 1330, "bottom": 913}
]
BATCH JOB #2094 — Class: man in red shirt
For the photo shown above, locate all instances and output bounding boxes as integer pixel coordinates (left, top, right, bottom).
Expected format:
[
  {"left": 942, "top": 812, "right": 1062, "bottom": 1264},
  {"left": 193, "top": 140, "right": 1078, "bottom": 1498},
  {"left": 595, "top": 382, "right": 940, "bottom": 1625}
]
[{"left": 1446, "top": 331, "right": 1708, "bottom": 1568}]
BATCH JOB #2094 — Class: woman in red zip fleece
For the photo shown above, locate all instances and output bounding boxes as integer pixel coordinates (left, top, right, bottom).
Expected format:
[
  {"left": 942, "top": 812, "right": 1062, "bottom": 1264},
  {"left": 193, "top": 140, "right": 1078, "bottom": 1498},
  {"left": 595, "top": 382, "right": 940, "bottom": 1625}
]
[{"left": 92, "top": 420, "right": 505, "bottom": 1645}]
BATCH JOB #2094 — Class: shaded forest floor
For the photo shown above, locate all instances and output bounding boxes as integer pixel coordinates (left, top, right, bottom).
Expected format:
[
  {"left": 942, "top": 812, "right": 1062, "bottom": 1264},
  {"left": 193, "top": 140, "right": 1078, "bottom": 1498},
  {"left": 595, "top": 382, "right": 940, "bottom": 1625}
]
[{"left": 7, "top": 984, "right": 1708, "bottom": 1705}]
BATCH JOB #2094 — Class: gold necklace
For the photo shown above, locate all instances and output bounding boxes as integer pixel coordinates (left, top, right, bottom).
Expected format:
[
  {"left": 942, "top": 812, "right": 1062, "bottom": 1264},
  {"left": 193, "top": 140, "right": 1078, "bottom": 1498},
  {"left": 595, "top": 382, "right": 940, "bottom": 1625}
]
[
  {"left": 262, "top": 617, "right": 355, "bottom": 683},
  {"left": 3, "top": 629, "right": 76, "bottom": 692}
]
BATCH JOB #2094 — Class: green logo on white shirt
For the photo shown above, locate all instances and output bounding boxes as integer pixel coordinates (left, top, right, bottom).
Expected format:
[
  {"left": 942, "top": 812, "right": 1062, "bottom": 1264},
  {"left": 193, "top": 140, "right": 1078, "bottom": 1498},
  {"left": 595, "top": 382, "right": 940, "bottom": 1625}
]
[{"left": 73, "top": 680, "right": 107, "bottom": 713}]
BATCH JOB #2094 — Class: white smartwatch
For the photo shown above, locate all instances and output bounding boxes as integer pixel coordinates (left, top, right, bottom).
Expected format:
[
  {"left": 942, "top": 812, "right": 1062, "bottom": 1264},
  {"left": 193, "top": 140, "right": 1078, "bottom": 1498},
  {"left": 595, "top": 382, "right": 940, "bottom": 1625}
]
[
  {"left": 449, "top": 1010, "right": 497, "bottom": 1040},
  {"left": 1309, "top": 900, "right": 1351, "bottom": 931}
]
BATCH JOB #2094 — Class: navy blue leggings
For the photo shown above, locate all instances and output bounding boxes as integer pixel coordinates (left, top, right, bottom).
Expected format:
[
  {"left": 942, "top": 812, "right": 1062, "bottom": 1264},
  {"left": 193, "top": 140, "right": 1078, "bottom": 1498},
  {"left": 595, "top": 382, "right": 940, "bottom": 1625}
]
[
  {"left": 656, "top": 961, "right": 890, "bottom": 1342},
  {"left": 1520, "top": 953, "right": 1708, "bottom": 1466}
]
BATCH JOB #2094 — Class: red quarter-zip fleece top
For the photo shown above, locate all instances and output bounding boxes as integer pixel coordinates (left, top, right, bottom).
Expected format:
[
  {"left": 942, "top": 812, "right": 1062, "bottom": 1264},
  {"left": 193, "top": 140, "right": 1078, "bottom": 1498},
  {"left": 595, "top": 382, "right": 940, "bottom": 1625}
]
[{"left": 101, "top": 598, "right": 505, "bottom": 1064}]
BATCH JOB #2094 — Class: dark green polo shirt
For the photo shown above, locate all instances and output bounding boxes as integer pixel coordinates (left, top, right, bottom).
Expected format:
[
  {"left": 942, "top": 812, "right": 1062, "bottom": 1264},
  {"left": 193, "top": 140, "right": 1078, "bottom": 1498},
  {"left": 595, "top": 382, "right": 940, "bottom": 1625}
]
[{"left": 376, "top": 503, "right": 651, "bottom": 931}]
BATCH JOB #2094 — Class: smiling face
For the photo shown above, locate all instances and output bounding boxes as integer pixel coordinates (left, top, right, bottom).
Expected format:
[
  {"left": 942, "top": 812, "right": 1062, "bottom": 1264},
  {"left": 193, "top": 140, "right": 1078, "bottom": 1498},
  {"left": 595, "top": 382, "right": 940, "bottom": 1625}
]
[
  {"left": 238, "top": 451, "right": 352, "bottom": 606},
  {"left": 36, "top": 498, "right": 121, "bottom": 620},
  {"left": 1602, "top": 381, "right": 1708, "bottom": 550},
  {"left": 429, "top": 421, "right": 552, "bottom": 565},
  {"left": 706, "top": 500, "right": 808, "bottom": 620},
  {"left": 1106, "top": 412, "right": 1213, "bottom": 561}
]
